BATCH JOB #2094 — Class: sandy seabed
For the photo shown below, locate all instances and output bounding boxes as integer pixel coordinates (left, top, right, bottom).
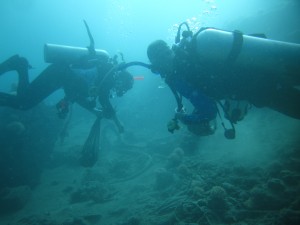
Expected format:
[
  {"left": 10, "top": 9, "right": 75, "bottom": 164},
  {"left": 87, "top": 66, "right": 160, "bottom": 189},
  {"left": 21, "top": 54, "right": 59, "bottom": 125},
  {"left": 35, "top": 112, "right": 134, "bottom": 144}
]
[{"left": 1, "top": 110, "right": 300, "bottom": 225}]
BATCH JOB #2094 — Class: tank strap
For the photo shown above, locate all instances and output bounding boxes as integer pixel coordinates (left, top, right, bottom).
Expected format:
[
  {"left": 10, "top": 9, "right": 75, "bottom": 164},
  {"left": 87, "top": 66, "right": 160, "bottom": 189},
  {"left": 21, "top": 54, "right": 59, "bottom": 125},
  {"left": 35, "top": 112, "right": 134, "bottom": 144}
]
[
  {"left": 216, "top": 100, "right": 236, "bottom": 139},
  {"left": 166, "top": 81, "right": 183, "bottom": 112},
  {"left": 225, "top": 30, "right": 244, "bottom": 65}
]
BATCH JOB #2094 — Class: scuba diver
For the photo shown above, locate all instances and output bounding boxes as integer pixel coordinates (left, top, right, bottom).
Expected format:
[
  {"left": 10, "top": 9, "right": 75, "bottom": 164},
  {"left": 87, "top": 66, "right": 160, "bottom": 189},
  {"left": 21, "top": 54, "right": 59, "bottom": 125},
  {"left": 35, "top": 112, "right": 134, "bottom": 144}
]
[
  {"left": 0, "top": 53, "right": 133, "bottom": 133},
  {"left": 0, "top": 21, "right": 134, "bottom": 134},
  {"left": 146, "top": 22, "right": 300, "bottom": 139},
  {"left": 147, "top": 39, "right": 219, "bottom": 137}
]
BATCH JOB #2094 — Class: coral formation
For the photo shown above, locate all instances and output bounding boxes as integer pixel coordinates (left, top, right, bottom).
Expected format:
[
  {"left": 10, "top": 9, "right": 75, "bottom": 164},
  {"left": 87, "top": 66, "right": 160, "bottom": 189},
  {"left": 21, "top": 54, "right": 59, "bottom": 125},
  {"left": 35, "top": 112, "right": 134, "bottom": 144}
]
[
  {"left": 154, "top": 168, "right": 175, "bottom": 190},
  {"left": 166, "top": 147, "right": 184, "bottom": 168},
  {"left": 207, "top": 186, "right": 228, "bottom": 211}
]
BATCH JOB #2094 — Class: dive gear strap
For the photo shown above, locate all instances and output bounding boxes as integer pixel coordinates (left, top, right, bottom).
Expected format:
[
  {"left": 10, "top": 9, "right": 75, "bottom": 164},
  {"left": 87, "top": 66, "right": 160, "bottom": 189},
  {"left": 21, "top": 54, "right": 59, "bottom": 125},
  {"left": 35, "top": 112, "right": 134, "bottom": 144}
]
[
  {"left": 225, "top": 30, "right": 244, "bottom": 65},
  {"left": 217, "top": 100, "right": 236, "bottom": 139}
]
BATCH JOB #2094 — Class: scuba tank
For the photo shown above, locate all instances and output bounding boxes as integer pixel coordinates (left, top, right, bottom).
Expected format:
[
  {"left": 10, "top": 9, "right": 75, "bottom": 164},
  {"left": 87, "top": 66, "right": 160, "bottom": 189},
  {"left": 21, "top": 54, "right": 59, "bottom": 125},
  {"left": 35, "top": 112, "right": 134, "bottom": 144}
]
[
  {"left": 44, "top": 20, "right": 110, "bottom": 64},
  {"left": 44, "top": 43, "right": 109, "bottom": 64},
  {"left": 195, "top": 28, "right": 300, "bottom": 76}
]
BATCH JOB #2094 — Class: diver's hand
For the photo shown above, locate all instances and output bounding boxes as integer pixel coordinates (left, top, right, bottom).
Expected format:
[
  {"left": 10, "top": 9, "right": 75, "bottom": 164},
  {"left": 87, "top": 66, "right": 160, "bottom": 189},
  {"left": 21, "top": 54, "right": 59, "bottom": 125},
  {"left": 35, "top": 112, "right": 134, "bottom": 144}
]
[
  {"left": 175, "top": 111, "right": 186, "bottom": 121},
  {"left": 56, "top": 98, "right": 69, "bottom": 119},
  {"left": 167, "top": 118, "right": 180, "bottom": 133},
  {"left": 174, "top": 107, "right": 186, "bottom": 121},
  {"left": 92, "top": 107, "right": 103, "bottom": 118}
]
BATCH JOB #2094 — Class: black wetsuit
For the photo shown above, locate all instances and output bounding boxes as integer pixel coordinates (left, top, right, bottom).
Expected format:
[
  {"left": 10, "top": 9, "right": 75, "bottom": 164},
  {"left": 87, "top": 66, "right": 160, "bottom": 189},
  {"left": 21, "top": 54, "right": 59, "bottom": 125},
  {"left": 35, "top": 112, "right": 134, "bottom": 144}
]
[{"left": 0, "top": 56, "right": 116, "bottom": 117}]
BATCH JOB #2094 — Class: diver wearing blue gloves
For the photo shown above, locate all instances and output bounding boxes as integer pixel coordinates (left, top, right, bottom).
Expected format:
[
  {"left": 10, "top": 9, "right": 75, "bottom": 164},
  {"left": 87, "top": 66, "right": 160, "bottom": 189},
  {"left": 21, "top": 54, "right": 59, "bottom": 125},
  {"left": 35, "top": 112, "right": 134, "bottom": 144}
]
[
  {"left": 147, "top": 23, "right": 300, "bottom": 138},
  {"left": 148, "top": 39, "right": 218, "bottom": 137}
]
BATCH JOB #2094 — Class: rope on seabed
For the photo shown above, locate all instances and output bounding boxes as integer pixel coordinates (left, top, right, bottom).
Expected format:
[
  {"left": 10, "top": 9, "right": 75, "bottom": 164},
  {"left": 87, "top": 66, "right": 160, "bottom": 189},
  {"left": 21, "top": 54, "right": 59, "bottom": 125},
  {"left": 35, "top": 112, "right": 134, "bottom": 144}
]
[
  {"left": 101, "top": 124, "right": 153, "bottom": 183},
  {"left": 174, "top": 200, "right": 212, "bottom": 225},
  {"left": 108, "top": 149, "right": 153, "bottom": 184},
  {"left": 173, "top": 199, "right": 292, "bottom": 225}
]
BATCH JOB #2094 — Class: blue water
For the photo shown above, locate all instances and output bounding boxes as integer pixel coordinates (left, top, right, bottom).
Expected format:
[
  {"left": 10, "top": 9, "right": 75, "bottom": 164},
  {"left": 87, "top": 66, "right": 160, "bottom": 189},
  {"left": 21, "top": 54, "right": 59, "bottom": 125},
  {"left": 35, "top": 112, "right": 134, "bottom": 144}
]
[{"left": 0, "top": 1, "right": 299, "bottom": 224}]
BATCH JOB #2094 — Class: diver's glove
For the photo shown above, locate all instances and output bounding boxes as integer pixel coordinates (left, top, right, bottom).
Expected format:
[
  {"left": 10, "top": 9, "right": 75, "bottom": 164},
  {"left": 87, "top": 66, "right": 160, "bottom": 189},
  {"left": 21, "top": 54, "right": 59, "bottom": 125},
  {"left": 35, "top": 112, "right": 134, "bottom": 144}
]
[
  {"left": 92, "top": 107, "right": 104, "bottom": 118},
  {"left": 56, "top": 98, "right": 69, "bottom": 119},
  {"left": 167, "top": 118, "right": 180, "bottom": 133},
  {"left": 174, "top": 106, "right": 186, "bottom": 120},
  {"left": 175, "top": 112, "right": 186, "bottom": 121}
]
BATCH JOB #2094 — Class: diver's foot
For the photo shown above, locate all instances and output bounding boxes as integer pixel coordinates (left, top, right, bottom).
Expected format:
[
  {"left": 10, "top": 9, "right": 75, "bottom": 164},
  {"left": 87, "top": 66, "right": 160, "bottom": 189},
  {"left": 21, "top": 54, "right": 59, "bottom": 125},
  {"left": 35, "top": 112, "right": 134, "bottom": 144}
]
[{"left": 0, "top": 54, "right": 31, "bottom": 75}]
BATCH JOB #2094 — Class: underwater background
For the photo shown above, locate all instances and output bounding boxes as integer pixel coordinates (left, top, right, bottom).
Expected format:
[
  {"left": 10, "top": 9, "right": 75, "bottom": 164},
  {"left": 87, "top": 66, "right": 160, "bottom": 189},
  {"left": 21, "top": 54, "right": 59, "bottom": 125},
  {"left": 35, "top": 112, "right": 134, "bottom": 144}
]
[{"left": 0, "top": 0, "right": 300, "bottom": 224}]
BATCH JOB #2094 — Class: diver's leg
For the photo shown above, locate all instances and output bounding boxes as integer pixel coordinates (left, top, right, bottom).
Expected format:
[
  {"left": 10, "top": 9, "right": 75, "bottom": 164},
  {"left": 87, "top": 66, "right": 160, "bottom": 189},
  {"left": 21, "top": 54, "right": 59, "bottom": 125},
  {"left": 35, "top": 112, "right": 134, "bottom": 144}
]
[
  {"left": 0, "top": 62, "right": 69, "bottom": 110},
  {"left": 17, "top": 61, "right": 30, "bottom": 97},
  {"left": 0, "top": 55, "right": 30, "bottom": 76},
  {"left": 0, "top": 55, "right": 30, "bottom": 96},
  {"left": 0, "top": 55, "right": 31, "bottom": 109},
  {"left": 0, "top": 55, "right": 20, "bottom": 75},
  {"left": 268, "top": 87, "right": 300, "bottom": 119},
  {"left": 17, "top": 64, "right": 69, "bottom": 110}
]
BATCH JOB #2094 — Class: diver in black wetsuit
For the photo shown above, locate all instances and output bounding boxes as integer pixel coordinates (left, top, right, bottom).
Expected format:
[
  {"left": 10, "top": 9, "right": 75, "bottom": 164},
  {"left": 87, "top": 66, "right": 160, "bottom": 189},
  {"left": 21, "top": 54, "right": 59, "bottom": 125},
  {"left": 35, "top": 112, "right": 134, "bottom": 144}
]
[{"left": 0, "top": 54, "right": 134, "bottom": 133}]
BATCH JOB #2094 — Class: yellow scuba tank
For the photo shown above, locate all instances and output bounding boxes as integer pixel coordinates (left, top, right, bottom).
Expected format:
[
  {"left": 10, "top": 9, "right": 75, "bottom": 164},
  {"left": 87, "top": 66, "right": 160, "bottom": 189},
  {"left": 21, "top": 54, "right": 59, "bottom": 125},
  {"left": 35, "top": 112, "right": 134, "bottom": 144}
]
[
  {"left": 195, "top": 28, "right": 300, "bottom": 77},
  {"left": 44, "top": 43, "right": 109, "bottom": 64}
]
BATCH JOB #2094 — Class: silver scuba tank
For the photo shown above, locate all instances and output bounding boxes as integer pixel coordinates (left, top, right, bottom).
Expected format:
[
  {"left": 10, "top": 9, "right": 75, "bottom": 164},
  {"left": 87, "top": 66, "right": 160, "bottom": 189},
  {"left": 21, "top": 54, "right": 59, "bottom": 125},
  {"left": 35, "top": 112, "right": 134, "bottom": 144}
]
[
  {"left": 44, "top": 43, "right": 109, "bottom": 64},
  {"left": 196, "top": 28, "right": 300, "bottom": 77}
]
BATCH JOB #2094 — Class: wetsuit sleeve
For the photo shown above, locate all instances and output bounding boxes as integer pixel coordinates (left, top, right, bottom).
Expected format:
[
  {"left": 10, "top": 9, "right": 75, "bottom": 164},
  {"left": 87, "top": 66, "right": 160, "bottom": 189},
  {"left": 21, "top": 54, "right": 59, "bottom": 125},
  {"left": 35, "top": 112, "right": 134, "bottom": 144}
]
[
  {"left": 96, "top": 64, "right": 124, "bottom": 133},
  {"left": 97, "top": 82, "right": 125, "bottom": 132},
  {"left": 170, "top": 77, "right": 217, "bottom": 124},
  {"left": 96, "top": 63, "right": 116, "bottom": 118},
  {"left": 181, "top": 92, "right": 217, "bottom": 124}
]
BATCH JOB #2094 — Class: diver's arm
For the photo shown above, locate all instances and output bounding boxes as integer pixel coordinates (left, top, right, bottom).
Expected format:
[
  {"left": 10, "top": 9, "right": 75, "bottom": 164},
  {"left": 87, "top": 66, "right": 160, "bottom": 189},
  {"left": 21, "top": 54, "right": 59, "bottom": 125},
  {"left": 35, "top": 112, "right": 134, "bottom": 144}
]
[
  {"left": 98, "top": 93, "right": 124, "bottom": 133},
  {"left": 176, "top": 91, "right": 217, "bottom": 124},
  {"left": 76, "top": 97, "right": 102, "bottom": 117},
  {"left": 176, "top": 111, "right": 213, "bottom": 124}
]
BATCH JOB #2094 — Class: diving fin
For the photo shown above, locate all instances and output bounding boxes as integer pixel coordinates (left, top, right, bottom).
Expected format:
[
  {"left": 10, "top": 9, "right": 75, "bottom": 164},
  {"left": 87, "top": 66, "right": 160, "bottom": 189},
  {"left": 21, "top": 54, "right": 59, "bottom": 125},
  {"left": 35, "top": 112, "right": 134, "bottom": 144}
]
[{"left": 80, "top": 117, "right": 101, "bottom": 167}]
